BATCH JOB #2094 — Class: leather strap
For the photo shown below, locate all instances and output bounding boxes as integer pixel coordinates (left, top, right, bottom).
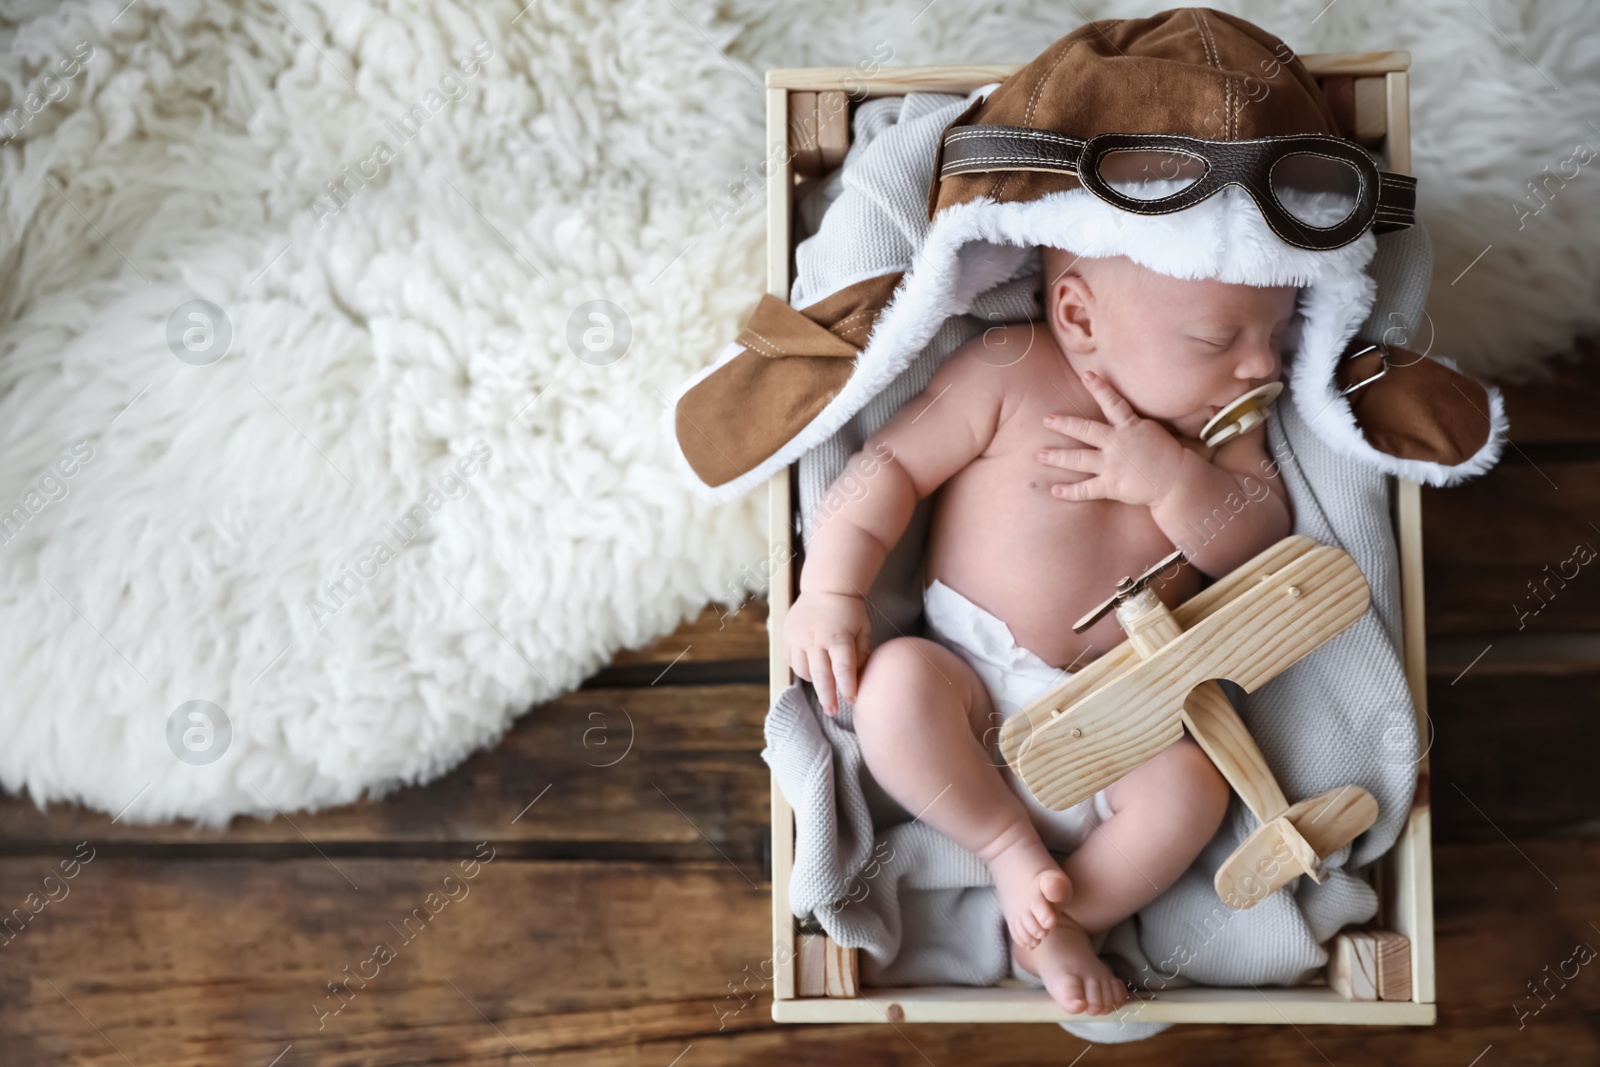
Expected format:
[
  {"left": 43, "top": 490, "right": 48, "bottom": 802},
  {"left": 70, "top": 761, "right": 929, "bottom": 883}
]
[{"left": 938, "top": 124, "right": 1417, "bottom": 234}]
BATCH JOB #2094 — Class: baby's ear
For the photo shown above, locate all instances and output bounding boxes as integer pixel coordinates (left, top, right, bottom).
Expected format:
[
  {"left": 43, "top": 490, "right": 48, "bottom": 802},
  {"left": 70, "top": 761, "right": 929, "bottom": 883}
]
[{"left": 1044, "top": 271, "right": 1096, "bottom": 350}]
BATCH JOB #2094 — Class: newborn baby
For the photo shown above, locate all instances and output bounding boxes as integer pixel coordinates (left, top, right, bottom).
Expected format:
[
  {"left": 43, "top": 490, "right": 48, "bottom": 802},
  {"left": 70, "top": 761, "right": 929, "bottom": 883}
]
[{"left": 783, "top": 248, "right": 1296, "bottom": 1016}]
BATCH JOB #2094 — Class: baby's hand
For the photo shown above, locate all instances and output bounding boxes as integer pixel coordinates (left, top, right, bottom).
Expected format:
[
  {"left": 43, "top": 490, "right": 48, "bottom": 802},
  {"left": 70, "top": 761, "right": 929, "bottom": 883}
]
[
  {"left": 1038, "top": 369, "right": 1188, "bottom": 508},
  {"left": 783, "top": 590, "right": 872, "bottom": 716}
]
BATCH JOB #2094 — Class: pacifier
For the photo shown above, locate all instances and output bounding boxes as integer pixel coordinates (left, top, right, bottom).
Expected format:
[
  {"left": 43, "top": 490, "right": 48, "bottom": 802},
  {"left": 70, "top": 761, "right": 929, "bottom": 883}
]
[{"left": 1199, "top": 382, "right": 1284, "bottom": 448}]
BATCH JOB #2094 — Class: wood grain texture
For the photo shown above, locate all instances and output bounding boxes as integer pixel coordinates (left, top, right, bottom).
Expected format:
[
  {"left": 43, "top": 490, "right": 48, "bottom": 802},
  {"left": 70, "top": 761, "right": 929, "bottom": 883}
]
[
  {"left": 1393, "top": 466, "right": 1436, "bottom": 1002},
  {"left": 1420, "top": 339, "right": 1600, "bottom": 636},
  {"left": 0, "top": 683, "right": 771, "bottom": 858},
  {"left": 603, "top": 600, "right": 769, "bottom": 667},
  {"left": 1177, "top": 680, "right": 1289, "bottom": 823},
  {"left": 999, "top": 536, "right": 1324, "bottom": 768},
  {"left": 1374, "top": 929, "right": 1413, "bottom": 1001},
  {"left": 816, "top": 91, "right": 849, "bottom": 169},
  {"left": 796, "top": 933, "right": 826, "bottom": 997},
  {"left": 763, "top": 52, "right": 1414, "bottom": 94},
  {"left": 1493, "top": 339, "right": 1600, "bottom": 444},
  {"left": 1428, "top": 666, "right": 1600, "bottom": 840},
  {"left": 1352, "top": 76, "right": 1390, "bottom": 142},
  {"left": 1013, "top": 542, "right": 1370, "bottom": 810},
  {"left": 766, "top": 79, "right": 798, "bottom": 1000},
  {"left": 786, "top": 90, "right": 821, "bottom": 176},
  {"left": 1384, "top": 70, "right": 1411, "bottom": 174},
  {"left": 1215, "top": 789, "right": 1380, "bottom": 910},
  {"left": 0, "top": 858, "right": 773, "bottom": 1065},
  {"left": 1328, "top": 929, "right": 1380, "bottom": 1000},
  {"left": 1120, "top": 591, "right": 1289, "bottom": 824},
  {"left": 1422, "top": 460, "right": 1600, "bottom": 635},
  {"left": 0, "top": 842, "right": 1593, "bottom": 1064},
  {"left": 823, "top": 939, "right": 859, "bottom": 998}
]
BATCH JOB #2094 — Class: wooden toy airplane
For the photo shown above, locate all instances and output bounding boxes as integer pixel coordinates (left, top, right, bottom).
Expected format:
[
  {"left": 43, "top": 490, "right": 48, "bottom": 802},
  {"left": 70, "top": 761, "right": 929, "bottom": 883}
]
[{"left": 996, "top": 535, "right": 1380, "bottom": 909}]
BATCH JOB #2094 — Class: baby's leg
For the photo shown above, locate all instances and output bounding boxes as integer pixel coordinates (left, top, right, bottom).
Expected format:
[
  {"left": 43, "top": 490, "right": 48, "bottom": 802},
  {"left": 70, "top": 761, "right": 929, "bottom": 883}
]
[
  {"left": 852, "top": 636, "right": 1069, "bottom": 950},
  {"left": 1014, "top": 735, "right": 1230, "bottom": 1015}
]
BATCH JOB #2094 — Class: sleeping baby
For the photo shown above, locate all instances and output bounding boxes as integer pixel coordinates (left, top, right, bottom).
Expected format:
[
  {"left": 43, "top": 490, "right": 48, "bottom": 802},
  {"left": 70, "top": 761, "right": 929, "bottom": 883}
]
[{"left": 782, "top": 247, "right": 1296, "bottom": 1016}]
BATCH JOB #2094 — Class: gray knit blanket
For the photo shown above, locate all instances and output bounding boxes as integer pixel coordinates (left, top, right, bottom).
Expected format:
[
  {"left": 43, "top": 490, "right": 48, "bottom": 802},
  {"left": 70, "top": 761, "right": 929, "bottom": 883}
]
[{"left": 760, "top": 90, "right": 1424, "bottom": 1042}]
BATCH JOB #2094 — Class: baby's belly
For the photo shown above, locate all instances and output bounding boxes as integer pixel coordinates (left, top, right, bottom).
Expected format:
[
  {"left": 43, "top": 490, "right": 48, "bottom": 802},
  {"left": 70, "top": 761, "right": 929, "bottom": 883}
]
[{"left": 923, "top": 450, "right": 1201, "bottom": 669}]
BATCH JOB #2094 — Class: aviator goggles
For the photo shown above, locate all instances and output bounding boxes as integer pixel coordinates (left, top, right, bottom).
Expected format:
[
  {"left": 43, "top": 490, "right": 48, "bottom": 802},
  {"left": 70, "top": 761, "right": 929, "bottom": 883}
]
[{"left": 938, "top": 127, "right": 1418, "bottom": 251}]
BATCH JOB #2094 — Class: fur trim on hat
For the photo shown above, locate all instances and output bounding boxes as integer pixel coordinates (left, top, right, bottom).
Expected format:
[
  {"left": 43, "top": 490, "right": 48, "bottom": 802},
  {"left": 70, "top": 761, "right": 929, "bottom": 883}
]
[{"left": 666, "top": 173, "right": 1383, "bottom": 503}]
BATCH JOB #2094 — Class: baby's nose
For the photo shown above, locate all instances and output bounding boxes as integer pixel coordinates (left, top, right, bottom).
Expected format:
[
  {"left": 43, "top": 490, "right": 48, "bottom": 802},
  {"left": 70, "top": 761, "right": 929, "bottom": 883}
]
[{"left": 1237, "top": 343, "right": 1279, "bottom": 381}]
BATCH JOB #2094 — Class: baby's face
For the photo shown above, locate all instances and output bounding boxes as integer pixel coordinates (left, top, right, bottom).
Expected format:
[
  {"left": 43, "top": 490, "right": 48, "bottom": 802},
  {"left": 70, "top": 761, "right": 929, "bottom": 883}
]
[{"left": 1042, "top": 251, "right": 1297, "bottom": 440}]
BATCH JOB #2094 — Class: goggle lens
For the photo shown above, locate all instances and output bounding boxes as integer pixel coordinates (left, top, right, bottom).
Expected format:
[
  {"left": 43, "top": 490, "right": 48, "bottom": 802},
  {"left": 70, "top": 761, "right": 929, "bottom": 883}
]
[
  {"left": 1269, "top": 153, "right": 1363, "bottom": 228},
  {"left": 1095, "top": 148, "right": 1208, "bottom": 200},
  {"left": 1092, "top": 145, "right": 1366, "bottom": 230}
]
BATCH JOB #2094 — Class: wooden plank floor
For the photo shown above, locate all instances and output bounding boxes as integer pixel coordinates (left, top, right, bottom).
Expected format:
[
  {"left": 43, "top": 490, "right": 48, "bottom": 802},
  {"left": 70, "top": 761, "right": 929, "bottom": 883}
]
[{"left": 2, "top": 342, "right": 1597, "bottom": 1065}]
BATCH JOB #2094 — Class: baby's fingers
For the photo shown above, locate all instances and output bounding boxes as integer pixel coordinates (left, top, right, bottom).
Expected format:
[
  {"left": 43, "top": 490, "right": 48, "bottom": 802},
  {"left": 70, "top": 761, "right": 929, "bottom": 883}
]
[
  {"left": 1043, "top": 413, "right": 1105, "bottom": 443},
  {"left": 1051, "top": 476, "right": 1109, "bottom": 501},
  {"left": 788, "top": 644, "right": 809, "bottom": 683},
  {"left": 829, "top": 640, "right": 859, "bottom": 707},
  {"left": 807, "top": 647, "right": 838, "bottom": 715},
  {"left": 1079, "top": 368, "right": 1139, "bottom": 427},
  {"left": 1037, "top": 446, "right": 1102, "bottom": 473}
]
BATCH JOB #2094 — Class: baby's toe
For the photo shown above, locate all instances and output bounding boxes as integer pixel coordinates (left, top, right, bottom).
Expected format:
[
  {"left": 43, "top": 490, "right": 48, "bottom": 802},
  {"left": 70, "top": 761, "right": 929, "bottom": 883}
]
[
  {"left": 1083, "top": 978, "right": 1106, "bottom": 1014},
  {"left": 1112, "top": 979, "right": 1133, "bottom": 1013},
  {"left": 1095, "top": 980, "right": 1122, "bottom": 1015},
  {"left": 1058, "top": 975, "right": 1087, "bottom": 1014}
]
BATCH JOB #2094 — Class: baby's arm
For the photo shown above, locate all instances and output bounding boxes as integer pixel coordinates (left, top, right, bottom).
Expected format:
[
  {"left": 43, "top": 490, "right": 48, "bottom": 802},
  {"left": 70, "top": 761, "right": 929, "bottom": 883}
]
[
  {"left": 786, "top": 334, "right": 1013, "bottom": 714},
  {"left": 1041, "top": 367, "right": 1290, "bottom": 579},
  {"left": 1148, "top": 425, "right": 1292, "bottom": 577}
]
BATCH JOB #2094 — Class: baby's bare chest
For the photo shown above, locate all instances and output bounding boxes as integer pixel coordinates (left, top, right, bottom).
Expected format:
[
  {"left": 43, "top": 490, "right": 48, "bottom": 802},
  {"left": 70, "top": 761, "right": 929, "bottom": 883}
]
[{"left": 921, "top": 355, "right": 1198, "bottom": 662}]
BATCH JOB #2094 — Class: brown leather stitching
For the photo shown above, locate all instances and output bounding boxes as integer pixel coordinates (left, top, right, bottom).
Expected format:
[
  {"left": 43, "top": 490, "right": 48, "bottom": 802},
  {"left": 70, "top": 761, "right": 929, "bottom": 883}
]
[
  {"left": 739, "top": 330, "right": 788, "bottom": 357},
  {"left": 831, "top": 310, "right": 877, "bottom": 336},
  {"left": 1024, "top": 41, "right": 1074, "bottom": 128},
  {"left": 1198, "top": 9, "right": 1213, "bottom": 67},
  {"left": 1228, "top": 71, "right": 1236, "bottom": 139},
  {"left": 1196, "top": 9, "right": 1220, "bottom": 71},
  {"left": 1006, "top": 30, "right": 1081, "bottom": 204}
]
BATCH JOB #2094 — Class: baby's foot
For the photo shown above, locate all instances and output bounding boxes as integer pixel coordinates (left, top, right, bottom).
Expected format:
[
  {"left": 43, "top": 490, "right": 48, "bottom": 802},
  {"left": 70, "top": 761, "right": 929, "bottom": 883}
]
[
  {"left": 1024, "top": 914, "right": 1129, "bottom": 1016},
  {"left": 984, "top": 834, "right": 1072, "bottom": 950}
]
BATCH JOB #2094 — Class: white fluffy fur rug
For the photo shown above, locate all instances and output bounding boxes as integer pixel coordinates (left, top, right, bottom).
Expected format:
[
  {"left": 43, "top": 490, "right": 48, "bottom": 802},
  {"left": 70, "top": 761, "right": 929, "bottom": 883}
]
[{"left": 0, "top": 0, "right": 1594, "bottom": 825}]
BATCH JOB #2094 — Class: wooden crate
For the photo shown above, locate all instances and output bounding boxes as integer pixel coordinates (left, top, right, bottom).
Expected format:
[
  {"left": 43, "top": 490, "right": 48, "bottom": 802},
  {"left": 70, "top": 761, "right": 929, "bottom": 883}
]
[{"left": 763, "top": 53, "right": 1436, "bottom": 1026}]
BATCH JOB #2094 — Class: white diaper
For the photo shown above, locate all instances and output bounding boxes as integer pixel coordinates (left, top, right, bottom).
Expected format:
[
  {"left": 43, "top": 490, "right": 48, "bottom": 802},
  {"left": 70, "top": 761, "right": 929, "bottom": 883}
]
[{"left": 922, "top": 577, "right": 1114, "bottom": 854}]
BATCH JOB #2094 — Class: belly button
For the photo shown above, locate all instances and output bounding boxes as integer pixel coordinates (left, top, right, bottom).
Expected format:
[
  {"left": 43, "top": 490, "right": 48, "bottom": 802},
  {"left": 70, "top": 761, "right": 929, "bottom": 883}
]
[{"left": 1025, "top": 480, "right": 1037, "bottom": 489}]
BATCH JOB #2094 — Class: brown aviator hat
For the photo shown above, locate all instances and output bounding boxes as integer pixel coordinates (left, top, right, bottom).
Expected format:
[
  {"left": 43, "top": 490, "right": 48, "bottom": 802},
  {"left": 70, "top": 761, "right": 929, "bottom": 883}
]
[{"left": 665, "top": 6, "right": 1504, "bottom": 501}]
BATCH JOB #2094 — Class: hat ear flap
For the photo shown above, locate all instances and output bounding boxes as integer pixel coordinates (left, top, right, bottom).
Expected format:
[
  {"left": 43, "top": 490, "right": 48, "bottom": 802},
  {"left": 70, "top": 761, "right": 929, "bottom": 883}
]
[
  {"left": 671, "top": 273, "right": 904, "bottom": 492},
  {"left": 1332, "top": 344, "right": 1506, "bottom": 483}
]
